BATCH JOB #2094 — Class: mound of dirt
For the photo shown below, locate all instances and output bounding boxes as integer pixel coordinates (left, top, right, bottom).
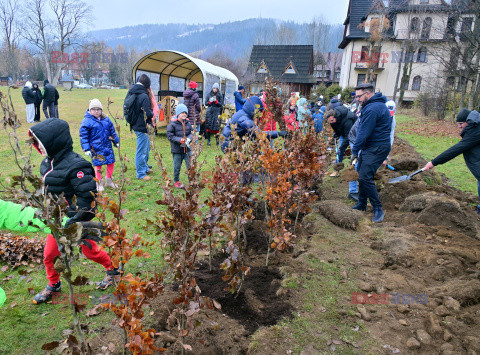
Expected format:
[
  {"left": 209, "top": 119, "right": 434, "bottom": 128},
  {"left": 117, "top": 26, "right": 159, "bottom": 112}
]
[
  {"left": 430, "top": 279, "right": 480, "bottom": 306},
  {"left": 312, "top": 200, "right": 364, "bottom": 230},
  {"left": 388, "top": 153, "right": 425, "bottom": 171},
  {"left": 400, "top": 192, "right": 478, "bottom": 238},
  {"left": 370, "top": 233, "right": 414, "bottom": 268},
  {"left": 341, "top": 165, "right": 358, "bottom": 182}
]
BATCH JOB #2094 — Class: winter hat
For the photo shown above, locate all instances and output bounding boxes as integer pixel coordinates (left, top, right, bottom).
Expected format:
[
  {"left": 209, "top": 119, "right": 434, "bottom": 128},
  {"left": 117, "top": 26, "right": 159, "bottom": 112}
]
[
  {"left": 189, "top": 81, "right": 198, "bottom": 89},
  {"left": 456, "top": 108, "right": 471, "bottom": 123},
  {"left": 137, "top": 74, "right": 151, "bottom": 89},
  {"left": 175, "top": 103, "right": 188, "bottom": 116},
  {"left": 212, "top": 82, "right": 219, "bottom": 90},
  {"left": 89, "top": 98, "right": 103, "bottom": 110},
  {"left": 238, "top": 85, "right": 244, "bottom": 91},
  {"left": 386, "top": 100, "right": 396, "bottom": 112},
  {"left": 25, "top": 81, "right": 32, "bottom": 88}
]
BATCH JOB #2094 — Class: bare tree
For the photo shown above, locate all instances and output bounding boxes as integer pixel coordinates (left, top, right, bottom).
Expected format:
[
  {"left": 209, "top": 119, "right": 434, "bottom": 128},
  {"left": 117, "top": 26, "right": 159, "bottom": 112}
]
[
  {"left": 0, "top": 0, "right": 20, "bottom": 80},
  {"left": 22, "top": 0, "right": 91, "bottom": 85}
]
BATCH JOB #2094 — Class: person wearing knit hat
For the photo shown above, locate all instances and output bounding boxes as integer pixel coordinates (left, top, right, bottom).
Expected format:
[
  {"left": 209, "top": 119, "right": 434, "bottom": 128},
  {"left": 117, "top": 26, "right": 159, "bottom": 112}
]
[
  {"left": 183, "top": 81, "right": 201, "bottom": 128},
  {"left": 234, "top": 85, "right": 246, "bottom": 112},
  {"left": 424, "top": 108, "right": 480, "bottom": 214},
  {"left": 167, "top": 103, "right": 193, "bottom": 188},
  {"left": 80, "top": 98, "right": 120, "bottom": 191},
  {"left": 22, "top": 81, "right": 36, "bottom": 123}
]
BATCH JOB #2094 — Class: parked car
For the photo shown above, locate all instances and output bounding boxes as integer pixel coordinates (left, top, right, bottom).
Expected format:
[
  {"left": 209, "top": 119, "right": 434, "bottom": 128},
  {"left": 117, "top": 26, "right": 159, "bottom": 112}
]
[{"left": 75, "top": 83, "right": 93, "bottom": 89}]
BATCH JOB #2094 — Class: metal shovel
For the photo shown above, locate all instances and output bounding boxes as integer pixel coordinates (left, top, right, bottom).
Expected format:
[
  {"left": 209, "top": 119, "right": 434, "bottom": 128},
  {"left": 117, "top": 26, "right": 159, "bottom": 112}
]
[{"left": 388, "top": 168, "right": 424, "bottom": 184}]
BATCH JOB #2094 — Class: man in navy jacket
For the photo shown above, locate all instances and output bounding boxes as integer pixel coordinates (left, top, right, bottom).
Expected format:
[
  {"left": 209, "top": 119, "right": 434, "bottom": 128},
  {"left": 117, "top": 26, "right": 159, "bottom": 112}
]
[{"left": 351, "top": 83, "right": 392, "bottom": 222}]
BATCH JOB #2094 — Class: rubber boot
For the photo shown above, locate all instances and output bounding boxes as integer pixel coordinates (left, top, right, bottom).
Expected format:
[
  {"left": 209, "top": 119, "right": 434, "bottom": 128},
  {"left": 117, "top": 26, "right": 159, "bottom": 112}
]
[
  {"left": 96, "top": 179, "right": 104, "bottom": 192},
  {"left": 352, "top": 203, "right": 366, "bottom": 211},
  {"left": 105, "top": 177, "right": 118, "bottom": 189}
]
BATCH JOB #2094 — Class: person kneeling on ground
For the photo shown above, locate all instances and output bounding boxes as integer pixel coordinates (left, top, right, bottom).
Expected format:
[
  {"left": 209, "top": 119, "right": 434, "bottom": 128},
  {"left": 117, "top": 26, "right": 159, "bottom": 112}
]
[
  {"left": 167, "top": 104, "right": 193, "bottom": 189},
  {"left": 28, "top": 118, "right": 119, "bottom": 304},
  {"left": 423, "top": 108, "right": 480, "bottom": 214},
  {"left": 351, "top": 83, "right": 392, "bottom": 223},
  {"left": 221, "top": 96, "right": 286, "bottom": 152}
]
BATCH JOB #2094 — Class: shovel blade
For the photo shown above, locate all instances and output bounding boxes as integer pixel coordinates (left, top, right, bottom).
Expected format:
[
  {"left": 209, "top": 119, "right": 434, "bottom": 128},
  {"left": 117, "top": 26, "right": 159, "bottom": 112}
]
[{"left": 388, "top": 175, "right": 409, "bottom": 184}]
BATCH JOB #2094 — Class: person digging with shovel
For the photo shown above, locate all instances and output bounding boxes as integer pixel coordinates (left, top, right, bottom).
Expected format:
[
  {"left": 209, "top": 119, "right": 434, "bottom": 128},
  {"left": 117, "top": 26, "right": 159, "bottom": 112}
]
[
  {"left": 351, "top": 83, "right": 392, "bottom": 223},
  {"left": 423, "top": 108, "right": 480, "bottom": 214}
]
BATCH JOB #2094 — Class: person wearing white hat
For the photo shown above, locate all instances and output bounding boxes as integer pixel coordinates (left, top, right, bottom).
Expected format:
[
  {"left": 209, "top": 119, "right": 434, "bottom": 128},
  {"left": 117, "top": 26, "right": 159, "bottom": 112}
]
[
  {"left": 22, "top": 81, "right": 36, "bottom": 123},
  {"left": 79, "top": 98, "right": 120, "bottom": 191}
]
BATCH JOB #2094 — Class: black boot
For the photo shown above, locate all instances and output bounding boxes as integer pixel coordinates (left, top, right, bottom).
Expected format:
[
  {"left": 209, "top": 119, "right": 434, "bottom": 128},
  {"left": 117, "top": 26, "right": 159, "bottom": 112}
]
[{"left": 352, "top": 203, "right": 367, "bottom": 211}]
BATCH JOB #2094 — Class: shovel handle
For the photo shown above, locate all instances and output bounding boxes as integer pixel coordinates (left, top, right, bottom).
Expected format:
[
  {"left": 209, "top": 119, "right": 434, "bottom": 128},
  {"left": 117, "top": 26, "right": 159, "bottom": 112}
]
[{"left": 409, "top": 168, "right": 424, "bottom": 178}]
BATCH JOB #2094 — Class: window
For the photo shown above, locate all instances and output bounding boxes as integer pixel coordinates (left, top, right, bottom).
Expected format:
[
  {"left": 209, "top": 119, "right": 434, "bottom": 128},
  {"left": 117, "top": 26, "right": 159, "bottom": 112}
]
[
  {"left": 357, "top": 74, "right": 366, "bottom": 87},
  {"left": 461, "top": 17, "right": 473, "bottom": 40},
  {"left": 421, "top": 17, "right": 432, "bottom": 39},
  {"left": 420, "top": 0, "right": 428, "bottom": 3},
  {"left": 417, "top": 47, "right": 427, "bottom": 63},
  {"left": 445, "top": 16, "right": 457, "bottom": 38},
  {"left": 335, "top": 72, "right": 341, "bottom": 79},
  {"left": 412, "top": 76, "right": 422, "bottom": 91},
  {"left": 284, "top": 61, "right": 296, "bottom": 74},
  {"left": 410, "top": 17, "right": 420, "bottom": 35},
  {"left": 360, "top": 46, "right": 369, "bottom": 62},
  {"left": 457, "top": 77, "right": 467, "bottom": 92},
  {"left": 256, "top": 60, "right": 269, "bottom": 74}
]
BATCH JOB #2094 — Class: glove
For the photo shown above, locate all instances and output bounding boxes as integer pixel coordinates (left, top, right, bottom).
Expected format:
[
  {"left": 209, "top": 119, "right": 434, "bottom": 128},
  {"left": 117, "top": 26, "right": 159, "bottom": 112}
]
[
  {"left": 114, "top": 142, "right": 119, "bottom": 148},
  {"left": 85, "top": 151, "right": 92, "bottom": 156},
  {"left": 186, "top": 138, "right": 191, "bottom": 149},
  {"left": 215, "top": 100, "right": 218, "bottom": 105},
  {"left": 180, "top": 138, "right": 186, "bottom": 145},
  {"left": 209, "top": 97, "right": 215, "bottom": 103},
  {"left": 351, "top": 154, "right": 358, "bottom": 165},
  {"left": 278, "top": 130, "right": 287, "bottom": 137}
]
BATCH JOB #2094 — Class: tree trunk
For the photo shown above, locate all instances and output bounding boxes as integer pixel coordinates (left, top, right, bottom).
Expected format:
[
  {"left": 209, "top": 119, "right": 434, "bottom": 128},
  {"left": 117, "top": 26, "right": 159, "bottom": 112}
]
[
  {"left": 392, "top": 42, "right": 405, "bottom": 103},
  {"left": 43, "top": 53, "right": 52, "bottom": 83}
]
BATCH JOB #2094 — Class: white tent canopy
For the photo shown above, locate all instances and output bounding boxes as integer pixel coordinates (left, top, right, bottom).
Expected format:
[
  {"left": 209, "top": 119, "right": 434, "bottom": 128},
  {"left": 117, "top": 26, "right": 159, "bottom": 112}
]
[{"left": 132, "top": 50, "right": 239, "bottom": 105}]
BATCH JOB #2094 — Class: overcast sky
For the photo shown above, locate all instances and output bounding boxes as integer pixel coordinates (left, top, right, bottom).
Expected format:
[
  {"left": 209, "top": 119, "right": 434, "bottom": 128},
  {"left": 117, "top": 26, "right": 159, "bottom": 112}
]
[{"left": 85, "top": 0, "right": 349, "bottom": 30}]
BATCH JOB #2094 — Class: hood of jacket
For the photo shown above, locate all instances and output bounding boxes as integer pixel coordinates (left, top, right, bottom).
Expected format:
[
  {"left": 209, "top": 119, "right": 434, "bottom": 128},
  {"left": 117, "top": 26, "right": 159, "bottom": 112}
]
[
  {"left": 363, "top": 92, "right": 387, "bottom": 107},
  {"left": 297, "top": 98, "right": 307, "bottom": 107},
  {"left": 128, "top": 83, "right": 148, "bottom": 96},
  {"left": 466, "top": 110, "right": 480, "bottom": 125},
  {"left": 29, "top": 118, "right": 73, "bottom": 159},
  {"left": 242, "top": 96, "right": 264, "bottom": 118},
  {"left": 183, "top": 88, "right": 197, "bottom": 99},
  {"left": 334, "top": 105, "right": 350, "bottom": 121}
]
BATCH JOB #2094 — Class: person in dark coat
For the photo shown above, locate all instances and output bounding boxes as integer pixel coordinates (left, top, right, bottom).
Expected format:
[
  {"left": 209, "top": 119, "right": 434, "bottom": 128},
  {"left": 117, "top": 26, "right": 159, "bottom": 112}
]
[
  {"left": 328, "top": 97, "right": 342, "bottom": 110},
  {"left": 222, "top": 96, "right": 285, "bottom": 152},
  {"left": 351, "top": 83, "right": 392, "bottom": 223},
  {"left": 166, "top": 103, "right": 193, "bottom": 188},
  {"left": 183, "top": 81, "right": 202, "bottom": 127},
  {"left": 205, "top": 83, "right": 223, "bottom": 146},
  {"left": 234, "top": 85, "right": 246, "bottom": 112},
  {"left": 124, "top": 74, "right": 154, "bottom": 180},
  {"left": 80, "top": 98, "right": 120, "bottom": 192},
  {"left": 424, "top": 109, "right": 480, "bottom": 214},
  {"left": 42, "top": 79, "right": 56, "bottom": 118},
  {"left": 22, "top": 81, "right": 35, "bottom": 123},
  {"left": 28, "top": 118, "right": 118, "bottom": 304},
  {"left": 325, "top": 105, "right": 357, "bottom": 163},
  {"left": 32, "top": 83, "right": 43, "bottom": 122}
]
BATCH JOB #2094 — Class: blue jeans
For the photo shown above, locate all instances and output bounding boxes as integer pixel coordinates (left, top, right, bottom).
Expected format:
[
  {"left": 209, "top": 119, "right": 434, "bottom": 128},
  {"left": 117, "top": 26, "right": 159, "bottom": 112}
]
[
  {"left": 336, "top": 136, "right": 349, "bottom": 163},
  {"left": 349, "top": 144, "right": 359, "bottom": 194},
  {"left": 357, "top": 145, "right": 391, "bottom": 209},
  {"left": 135, "top": 131, "right": 150, "bottom": 179},
  {"left": 173, "top": 152, "right": 190, "bottom": 182}
]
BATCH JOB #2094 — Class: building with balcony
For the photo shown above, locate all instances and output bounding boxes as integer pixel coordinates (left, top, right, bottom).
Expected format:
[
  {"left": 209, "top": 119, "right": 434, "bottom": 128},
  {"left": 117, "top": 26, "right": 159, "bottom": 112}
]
[{"left": 338, "top": 0, "right": 476, "bottom": 103}]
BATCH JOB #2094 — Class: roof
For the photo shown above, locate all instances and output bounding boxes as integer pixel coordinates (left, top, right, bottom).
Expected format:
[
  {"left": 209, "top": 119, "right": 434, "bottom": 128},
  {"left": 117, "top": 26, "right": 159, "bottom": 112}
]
[
  {"left": 246, "top": 45, "right": 316, "bottom": 84},
  {"left": 339, "top": 0, "right": 373, "bottom": 49},
  {"left": 132, "top": 50, "right": 238, "bottom": 84}
]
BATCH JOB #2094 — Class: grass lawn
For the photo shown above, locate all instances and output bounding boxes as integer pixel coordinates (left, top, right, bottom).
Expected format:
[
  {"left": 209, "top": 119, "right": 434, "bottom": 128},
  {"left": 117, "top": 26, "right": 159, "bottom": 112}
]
[
  {"left": 395, "top": 113, "right": 477, "bottom": 195},
  {"left": 0, "top": 87, "right": 222, "bottom": 354}
]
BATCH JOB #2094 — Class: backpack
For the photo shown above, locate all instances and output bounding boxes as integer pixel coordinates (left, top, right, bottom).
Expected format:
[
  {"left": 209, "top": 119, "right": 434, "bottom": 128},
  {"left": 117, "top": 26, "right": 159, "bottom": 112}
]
[{"left": 123, "top": 93, "right": 138, "bottom": 126}]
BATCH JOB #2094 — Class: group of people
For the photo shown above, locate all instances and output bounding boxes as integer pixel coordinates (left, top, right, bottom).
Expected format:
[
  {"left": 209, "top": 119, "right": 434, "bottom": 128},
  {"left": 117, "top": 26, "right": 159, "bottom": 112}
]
[{"left": 22, "top": 80, "right": 60, "bottom": 123}]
